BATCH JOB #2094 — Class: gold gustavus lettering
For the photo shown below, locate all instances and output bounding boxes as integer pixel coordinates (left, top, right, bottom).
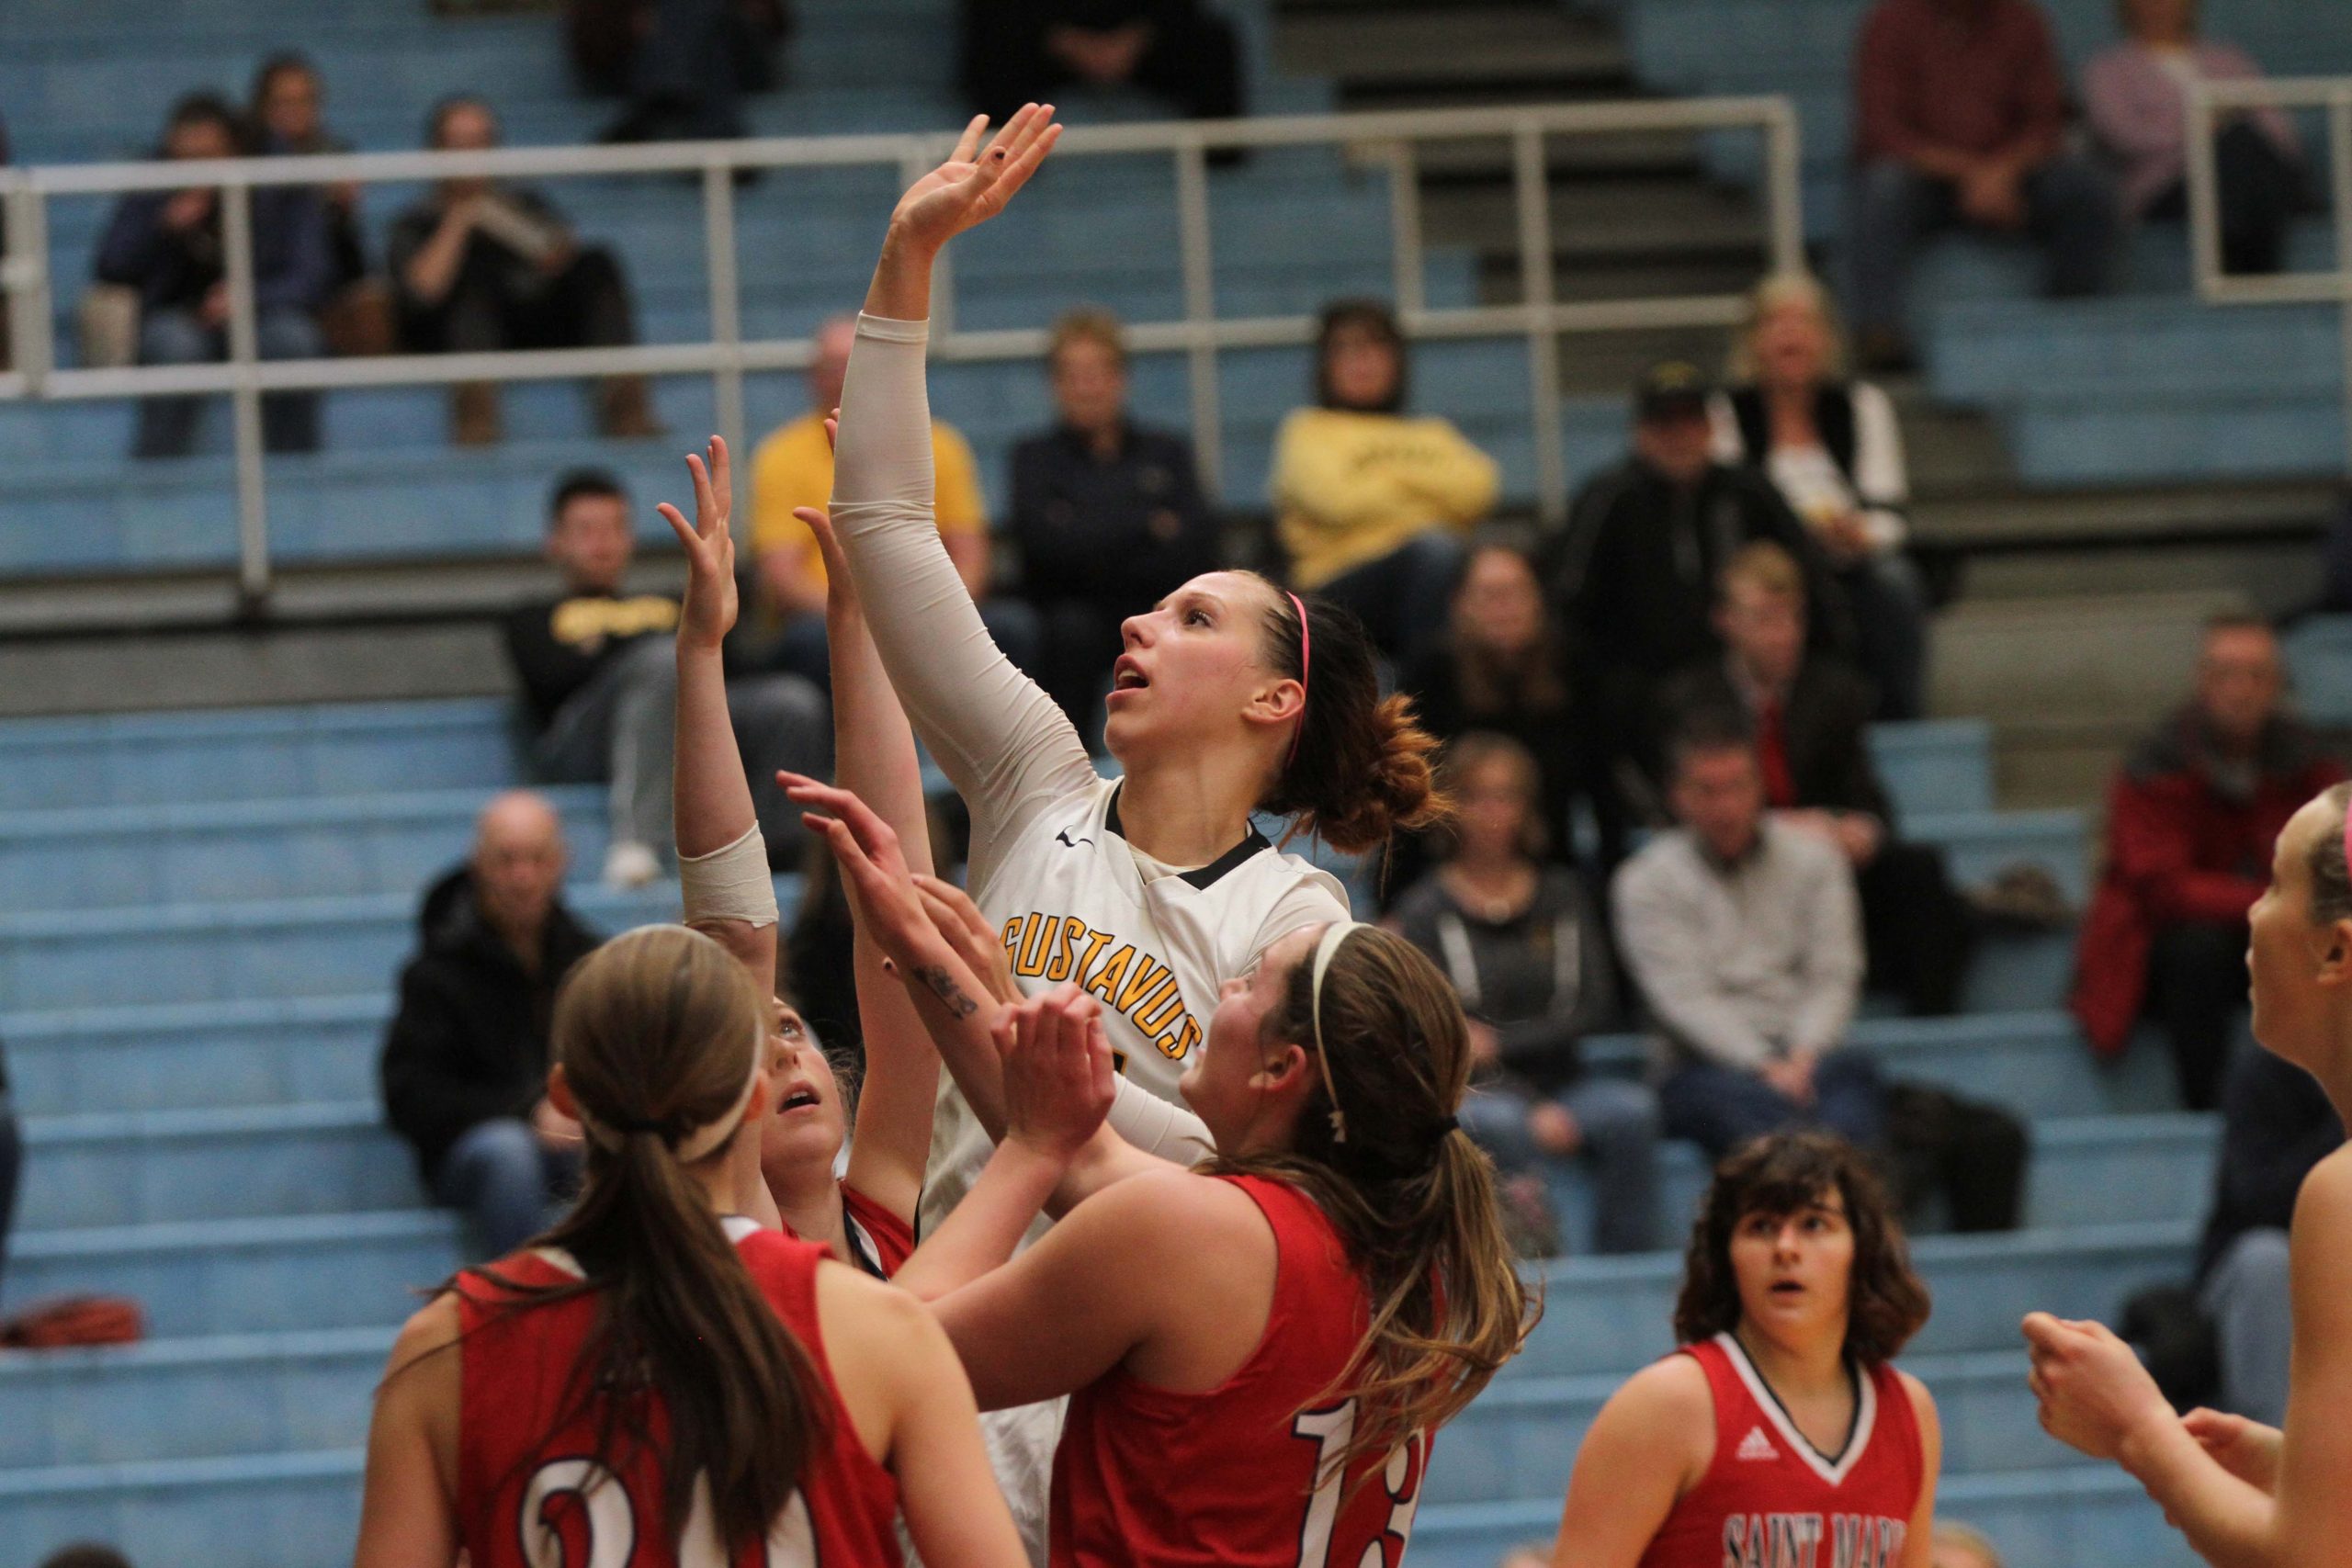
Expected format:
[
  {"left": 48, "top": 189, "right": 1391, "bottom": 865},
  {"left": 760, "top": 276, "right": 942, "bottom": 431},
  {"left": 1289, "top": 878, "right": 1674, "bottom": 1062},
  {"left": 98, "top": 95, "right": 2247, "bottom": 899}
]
[{"left": 1001, "top": 913, "right": 1201, "bottom": 1059}]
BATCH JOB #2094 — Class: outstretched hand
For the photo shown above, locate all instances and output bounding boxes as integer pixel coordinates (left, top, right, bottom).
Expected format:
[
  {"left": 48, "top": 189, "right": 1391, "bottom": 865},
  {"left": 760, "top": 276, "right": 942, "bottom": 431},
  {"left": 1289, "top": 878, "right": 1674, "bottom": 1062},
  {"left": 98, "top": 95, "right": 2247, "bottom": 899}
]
[
  {"left": 657, "top": 436, "right": 736, "bottom": 650},
  {"left": 888, "top": 105, "right": 1063, "bottom": 254},
  {"left": 914, "top": 873, "right": 1023, "bottom": 1007},
  {"left": 995, "top": 984, "right": 1116, "bottom": 1162},
  {"left": 2023, "top": 1312, "right": 2177, "bottom": 1462},
  {"left": 2181, "top": 1407, "right": 2284, "bottom": 1495},
  {"left": 780, "top": 771, "right": 947, "bottom": 970}
]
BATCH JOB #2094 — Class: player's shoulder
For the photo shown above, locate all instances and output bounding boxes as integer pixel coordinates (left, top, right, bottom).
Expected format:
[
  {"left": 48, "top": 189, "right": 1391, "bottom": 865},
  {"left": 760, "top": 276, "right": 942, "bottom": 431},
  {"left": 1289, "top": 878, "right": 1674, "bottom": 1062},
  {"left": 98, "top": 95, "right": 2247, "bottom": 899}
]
[
  {"left": 1584, "top": 1352, "right": 1716, "bottom": 1471},
  {"left": 1891, "top": 1366, "right": 1939, "bottom": 1430},
  {"left": 2295, "top": 1145, "right": 2352, "bottom": 1229},
  {"left": 815, "top": 1254, "right": 932, "bottom": 1340},
  {"left": 1080, "top": 1166, "right": 1271, "bottom": 1253},
  {"left": 1616, "top": 1349, "right": 1716, "bottom": 1421}
]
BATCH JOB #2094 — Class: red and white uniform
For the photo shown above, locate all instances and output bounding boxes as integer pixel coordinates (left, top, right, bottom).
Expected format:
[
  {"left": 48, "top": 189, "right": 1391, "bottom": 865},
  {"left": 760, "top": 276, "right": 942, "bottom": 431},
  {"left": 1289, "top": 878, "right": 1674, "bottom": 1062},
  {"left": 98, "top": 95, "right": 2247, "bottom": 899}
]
[
  {"left": 1049, "top": 1175, "right": 1429, "bottom": 1568},
  {"left": 1639, "top": 1332, "right": 1922, "bottom": 1568},
  {"left": 456, "top": 1217, "right": 901, "bottom": 1568},
  {"left": 780, "top": 1185, "right": 915, "bottom": 1280}
]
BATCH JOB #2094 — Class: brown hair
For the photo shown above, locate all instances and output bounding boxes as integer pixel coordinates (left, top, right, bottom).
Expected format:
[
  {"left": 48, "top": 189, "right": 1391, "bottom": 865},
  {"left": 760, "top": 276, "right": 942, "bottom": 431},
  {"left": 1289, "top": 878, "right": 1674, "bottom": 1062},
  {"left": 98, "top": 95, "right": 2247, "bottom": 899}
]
[
  {"left": 1315, "top": 299, "right": 1408, "bottom": 413},
  {"left": 1048, "top": 306, "right": 1127, "bottom": 372},
  {"left": 1254, "top": 584, "right": 1450, "bottom": 853},
  {"left": 1719, "top": 540, "right": 1805, "bottom": 606},
  {"left": 2302, "top": 781, "right": 2352, "bottom": 925},
  {"left": 1450, "top": 543, "right": 1568, "bottom": 716},
  {"left": 1673, "top": 1133, "right": 1929, "bottom": 1365},
  {"left": 460, "top": 926, "right": 827, "bottom": 1557},
  {"left": 1439, "top": 731, "right": 1547, "bottom": 861},
  {"left": 1211, "top": 925, "right": 1537, "bottom": 1486}
]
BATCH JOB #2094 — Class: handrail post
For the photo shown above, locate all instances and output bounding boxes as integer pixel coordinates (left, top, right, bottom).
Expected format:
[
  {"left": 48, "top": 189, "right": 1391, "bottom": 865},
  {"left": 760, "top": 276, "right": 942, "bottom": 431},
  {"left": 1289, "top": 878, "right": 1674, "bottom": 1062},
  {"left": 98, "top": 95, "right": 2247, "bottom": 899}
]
[
  {"left": 1512, "top": 123, "right": 1567, "bottom": 527},
  {"left": 220, "top": 180, "right": 271, "bottom": 608},
  {"left": 1764, "top": 100, "right": 1804, "bottom": 276},
  {"left": 2335, "top": 89, "right": 2352, "bottom": 479},
  {"left": 4, "top": 177, "right": 51, "bottom": 391},
  {"left": 2185, "top": 81, "right": 2223, "bottom": 298},
  {"left": 703, "top": 161, "right": 749, "bottom": 535},
  {"left": 1385, "top": 141, "right": 1426, "bottom": 317},
  {"left": 1175, "top": 138, "right": 1223, "bottom": 497}
]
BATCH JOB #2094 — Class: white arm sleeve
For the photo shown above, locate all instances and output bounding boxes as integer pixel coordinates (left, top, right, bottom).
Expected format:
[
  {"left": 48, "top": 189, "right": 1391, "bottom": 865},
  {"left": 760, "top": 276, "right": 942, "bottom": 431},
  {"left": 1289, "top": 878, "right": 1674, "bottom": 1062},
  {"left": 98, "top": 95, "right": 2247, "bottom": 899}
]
[
  {"left": 1105, "top": 1077, "right": 1214, "bottom": 1165},
  {"left": 830, "top": 313, "right": 1098, "bottom": 891}
]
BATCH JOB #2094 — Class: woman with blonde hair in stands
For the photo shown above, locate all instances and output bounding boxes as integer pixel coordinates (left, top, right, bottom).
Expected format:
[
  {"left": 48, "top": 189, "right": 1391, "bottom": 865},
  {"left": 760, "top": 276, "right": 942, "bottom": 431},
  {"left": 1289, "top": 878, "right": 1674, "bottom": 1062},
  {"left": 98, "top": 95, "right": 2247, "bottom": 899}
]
[
  {"left": 791, "top": 769, "right": 1532, "bottom": 1568},
  {"left": 349, "top": 923, "right": 1026, "bottom": 1568},
  {"left": 2026, "top": 779, "right": 2352, "bottom": 1564},
  {"left": 822, "top": 105, "right": 1449, "bottom": 1554},
  {"left": 1710, "top": 272, "right": 1928, "bottom": 721}
]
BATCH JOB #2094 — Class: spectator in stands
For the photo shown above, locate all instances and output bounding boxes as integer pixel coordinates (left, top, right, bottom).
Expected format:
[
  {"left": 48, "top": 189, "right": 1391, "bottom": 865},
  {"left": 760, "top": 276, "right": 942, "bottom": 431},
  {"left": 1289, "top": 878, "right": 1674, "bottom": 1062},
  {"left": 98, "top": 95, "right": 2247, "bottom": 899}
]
[
  {"left": 249, "top": 54, "right": 388, "bottom": 355},
  {"left": 0, "top": 1036, "right": 17, "bottom": 1309},
  {"left": 2073, "top": 615, "right": 2345, "bottom": 1109},
  {"left": 1544, "top": 360, "right": 1844, "bottom": 867},
  {"left": 1930, "top": 1524, "right": 2006, "bottom": 1568},
  {"left": 381, "top": 792, "right": 596, "bottom": 1257},
  {"left": 94, "top": 92, "right": 330, "bottom": 458},
  {"left": 1272, "top": 299, "right": 1499, "bottom": 668},
  {"left": 388, "top": 96, "right": 657, "bottom": 445},
  {"left": 2084, "top": 0, "right": 2305, "bottom": 276},
  {"left": 1849, "top": 0, "right": 2119, "bottom": 372},
  {"left": 749, "top": 314, "right": 1037, "bottom": 688},
  {"left": 35, "top": 1550, "right": 135, "bottom": 1568},
  {"left": 1660, "top": 543, "right": 1975, "bottom": 1016},
  {"left": 1613, "top": 713, "right": 1884, "bottom": 1157},
  {"left": 1008, "top": 307, "right": 1220, "bottom": 735},
  {"left": 1711, "top": 273, "right": 1928, "bottom": 720},
  {"left": 504, "top": 468, "right": 828, "bottom": 888},
  {"left": 2197, "top": 1043, "right": 2343, "bottom": 1427},
  {"left": 1392, "top": 734, "right": 1657, "bottom": 1257},
  {"left": 960, "top": 0, "right": 1245, "bottom": 130},
  {"left": 1392, "top": 541, "right": 1587, "bottom": 898},
  {"left": 571, "top": 0, "right": 792, "bottom": 144}
]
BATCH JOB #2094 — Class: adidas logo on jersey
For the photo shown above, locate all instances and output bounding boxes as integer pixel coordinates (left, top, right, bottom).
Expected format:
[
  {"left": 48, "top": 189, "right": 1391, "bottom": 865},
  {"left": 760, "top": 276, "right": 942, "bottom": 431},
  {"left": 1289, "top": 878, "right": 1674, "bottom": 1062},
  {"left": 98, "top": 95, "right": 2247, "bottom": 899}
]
[{"left": 1735, "top": 1426, "right": 1780, "bottom": 1462}]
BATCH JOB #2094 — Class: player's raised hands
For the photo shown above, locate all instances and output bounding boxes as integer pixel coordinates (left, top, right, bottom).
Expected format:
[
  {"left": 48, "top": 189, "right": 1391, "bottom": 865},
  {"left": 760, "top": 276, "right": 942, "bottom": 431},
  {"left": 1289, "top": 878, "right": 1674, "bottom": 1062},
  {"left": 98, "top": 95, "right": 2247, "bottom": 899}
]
[
  {"left": 2180, "top": 1407, "right": 2284, "bottom": 1495},
  {"left": 657, "top": 435, "right": 735, "bottom": 650},
  {"left": 995, "top": 984, "right": 1115, "bottom": 1163},
  {"left": 888, "top": 105, "right": 1062, "bottom": 254},
  {"left": 913, "top": 873, "right": 1023, "bottom": 1007},
  {"left": 780, "top": 772, "right": 945, "bottom": 965},
  {"left": 2022, "top": 1312, "right": 2176, "bottom": 1462}
]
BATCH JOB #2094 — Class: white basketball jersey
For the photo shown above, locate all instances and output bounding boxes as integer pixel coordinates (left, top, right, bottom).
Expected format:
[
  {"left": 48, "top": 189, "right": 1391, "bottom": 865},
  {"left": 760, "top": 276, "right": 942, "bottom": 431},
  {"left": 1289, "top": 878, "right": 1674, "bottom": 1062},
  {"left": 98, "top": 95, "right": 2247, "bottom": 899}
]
[{"left": 920, "top": 776, "right": 1350, "bottom": 1228}]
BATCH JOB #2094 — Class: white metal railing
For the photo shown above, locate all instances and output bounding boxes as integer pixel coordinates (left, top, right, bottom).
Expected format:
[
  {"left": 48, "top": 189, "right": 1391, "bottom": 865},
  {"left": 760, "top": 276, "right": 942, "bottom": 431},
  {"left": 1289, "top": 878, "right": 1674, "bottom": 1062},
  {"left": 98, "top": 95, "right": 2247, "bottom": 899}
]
[
  {"left": 0, "top": 98, "right": 1804, "bottom": 603},
  {"left": 2185, "top": 75, "right": 2352, "bottom": 473}
]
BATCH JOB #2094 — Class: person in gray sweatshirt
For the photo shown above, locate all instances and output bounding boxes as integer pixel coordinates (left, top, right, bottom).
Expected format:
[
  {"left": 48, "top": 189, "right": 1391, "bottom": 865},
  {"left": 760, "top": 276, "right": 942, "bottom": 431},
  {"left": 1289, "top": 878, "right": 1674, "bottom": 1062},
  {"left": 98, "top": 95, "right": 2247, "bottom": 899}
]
[{"left": 1612, "top": 710, "right": 1885, "bottom": 1156}]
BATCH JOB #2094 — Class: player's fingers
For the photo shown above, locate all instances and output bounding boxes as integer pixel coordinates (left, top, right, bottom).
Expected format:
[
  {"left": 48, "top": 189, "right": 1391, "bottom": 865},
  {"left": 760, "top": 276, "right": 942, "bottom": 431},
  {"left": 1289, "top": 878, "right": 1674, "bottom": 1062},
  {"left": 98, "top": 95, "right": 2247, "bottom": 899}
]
[
  {"left": 948, "top": 113, "right": 989, "bottom": 166},
  {"left": 993, "top": 118, "right": 1060, "bottom": 204},
  {"left": 656, "top": 502, "right": 696, "bottom": 549},
  {"left": 708, "top": 434, "right": 729, "bottom": 499}
]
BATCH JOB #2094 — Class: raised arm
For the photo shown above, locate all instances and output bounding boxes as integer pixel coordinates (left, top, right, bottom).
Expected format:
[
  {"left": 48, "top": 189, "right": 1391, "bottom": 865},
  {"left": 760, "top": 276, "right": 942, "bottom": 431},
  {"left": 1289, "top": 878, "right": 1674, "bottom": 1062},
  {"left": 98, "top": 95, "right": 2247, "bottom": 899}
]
[
  {"left": 662, "top": 437, "right": 783, "bottom": 987},
  {"left": 830, "top": 108, "right": 1097, "bottom": 892},
  {"left": 797, "top": 498, "right": 941, "bottom": 1232}
]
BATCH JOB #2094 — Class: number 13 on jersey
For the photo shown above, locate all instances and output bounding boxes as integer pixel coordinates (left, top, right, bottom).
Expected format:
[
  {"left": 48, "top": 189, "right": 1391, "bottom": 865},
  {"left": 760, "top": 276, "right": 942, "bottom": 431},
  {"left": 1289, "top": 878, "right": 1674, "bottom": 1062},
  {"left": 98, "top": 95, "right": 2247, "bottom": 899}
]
[{"left": 1292, "top": 1402, "right": 1428, "bottom": 1568}]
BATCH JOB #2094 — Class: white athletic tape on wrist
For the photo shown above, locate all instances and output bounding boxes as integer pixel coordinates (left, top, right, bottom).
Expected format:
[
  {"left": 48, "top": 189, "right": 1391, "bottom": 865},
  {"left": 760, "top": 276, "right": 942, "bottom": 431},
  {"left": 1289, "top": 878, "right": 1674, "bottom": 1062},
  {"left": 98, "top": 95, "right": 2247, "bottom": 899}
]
[{"left": 679, "top": 823, "right": 778, "bottom": 930}]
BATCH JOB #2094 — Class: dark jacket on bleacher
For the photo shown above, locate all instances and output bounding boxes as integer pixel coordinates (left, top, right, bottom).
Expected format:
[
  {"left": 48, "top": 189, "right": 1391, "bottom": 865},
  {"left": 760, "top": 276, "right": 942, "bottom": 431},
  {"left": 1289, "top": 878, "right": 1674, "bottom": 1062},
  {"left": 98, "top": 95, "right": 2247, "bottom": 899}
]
[
  {"left": 2074, "top": 707, "right": 2344, "bottom": 1055},
  {"left": 1007, "top": 420, "right": 1219, "bottom": 612},
  {"left": 379, "top": 863, "right": 600, "bottom": 1184},
  {"left": 1653, "top": 653, "right": 1890, "bottom": 820},
  {"left": 94, "top": 185, "right": 334, "bottom": 317},
  {"left": 2199, "top": 1045, "right": 2344, "bottom": 1281}
]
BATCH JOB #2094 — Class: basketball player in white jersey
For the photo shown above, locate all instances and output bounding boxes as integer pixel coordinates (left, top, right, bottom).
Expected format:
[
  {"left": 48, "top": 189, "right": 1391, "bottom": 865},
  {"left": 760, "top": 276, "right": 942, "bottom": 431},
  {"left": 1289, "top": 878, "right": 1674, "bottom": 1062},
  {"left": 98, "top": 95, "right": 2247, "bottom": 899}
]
[{"left": 822, "top": 105, "right": 1449, "bottom": 1558}]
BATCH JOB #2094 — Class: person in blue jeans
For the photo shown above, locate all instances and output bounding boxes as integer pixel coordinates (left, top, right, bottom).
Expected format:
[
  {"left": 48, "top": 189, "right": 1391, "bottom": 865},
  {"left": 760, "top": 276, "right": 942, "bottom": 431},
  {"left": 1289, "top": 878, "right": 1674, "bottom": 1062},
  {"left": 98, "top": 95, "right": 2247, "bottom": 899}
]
[
  {"left": 1612, "top": 712, "right": 1887, "bottom": 1157},
  {"left": 1392, "top": 733, "right": 1660, "bottom": 1255},
  {"left": 379, "top": 793, "right": 599, "bottom": 1256}
]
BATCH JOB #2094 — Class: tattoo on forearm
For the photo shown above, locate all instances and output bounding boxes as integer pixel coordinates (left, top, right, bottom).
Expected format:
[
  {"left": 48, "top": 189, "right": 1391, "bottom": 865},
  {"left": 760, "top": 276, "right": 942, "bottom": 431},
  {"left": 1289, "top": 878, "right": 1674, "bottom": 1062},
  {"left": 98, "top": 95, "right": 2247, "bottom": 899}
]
[{"left": 912, "top": 964, "right": 980, "bottom": 1020}]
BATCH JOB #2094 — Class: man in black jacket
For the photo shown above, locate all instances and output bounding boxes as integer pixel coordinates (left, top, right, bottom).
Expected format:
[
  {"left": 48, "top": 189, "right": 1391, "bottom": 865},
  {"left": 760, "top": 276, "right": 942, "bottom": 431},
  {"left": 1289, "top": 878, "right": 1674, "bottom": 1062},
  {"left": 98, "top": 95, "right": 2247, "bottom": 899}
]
[
  {"left": 961, "top": 0, "right": 1245, "bottom": 127},
  {"left": 380, "top": 792, "right": 601, "bottom": 1256},
  {"left": 1008, "top": 309, "right": 1220, "bottom": 735},
  {"left": 506, "top": 468, "right": 827, "bottom": 888},
  {"left": 1544, "top": 362, "right": 1848, "bottom": 867},
  {"left": 1658, "top": 541, "right": 1975, "bottom": 1014},
  {"left": 2199, "top": 1045, "right": 2344, "bottom": 1427}
]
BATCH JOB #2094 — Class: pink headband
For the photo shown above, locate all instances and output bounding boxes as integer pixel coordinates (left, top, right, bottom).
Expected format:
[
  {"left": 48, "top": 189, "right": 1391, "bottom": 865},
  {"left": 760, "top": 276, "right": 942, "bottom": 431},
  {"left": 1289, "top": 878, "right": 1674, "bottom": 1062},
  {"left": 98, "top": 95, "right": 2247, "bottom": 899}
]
[{"left": 1286, "top": 592, "right": 1311, "bottom": 767}]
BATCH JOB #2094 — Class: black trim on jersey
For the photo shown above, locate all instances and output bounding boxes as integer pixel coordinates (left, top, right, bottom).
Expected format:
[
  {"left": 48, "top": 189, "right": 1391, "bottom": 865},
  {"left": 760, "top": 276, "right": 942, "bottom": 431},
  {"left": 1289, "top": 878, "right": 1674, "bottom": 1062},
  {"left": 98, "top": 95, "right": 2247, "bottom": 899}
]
[
  {"left": 1103, "top": 783, "right": 1273, "bottom": 891},
  {"left": 842, "top": 1192, "right": 888, "bottom": 1280},
  {"left": 1728, "top": 1329, "right": 1865, "bottom": 1470}
]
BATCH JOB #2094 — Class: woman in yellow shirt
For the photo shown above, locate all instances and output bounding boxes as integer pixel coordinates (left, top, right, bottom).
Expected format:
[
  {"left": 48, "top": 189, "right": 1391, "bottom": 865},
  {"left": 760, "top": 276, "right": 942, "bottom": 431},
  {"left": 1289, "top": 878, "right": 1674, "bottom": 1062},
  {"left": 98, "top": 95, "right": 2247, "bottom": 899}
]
[{"left": 1272, "top": 299, "right": 1500, "bottom": 666}]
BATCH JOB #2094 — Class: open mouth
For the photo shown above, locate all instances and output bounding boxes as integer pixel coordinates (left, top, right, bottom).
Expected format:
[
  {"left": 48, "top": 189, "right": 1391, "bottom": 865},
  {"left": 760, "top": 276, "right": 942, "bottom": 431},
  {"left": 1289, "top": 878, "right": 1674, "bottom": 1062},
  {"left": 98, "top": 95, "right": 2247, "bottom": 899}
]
[
  {"left": 1769, "top": 1280, "right": 1804, "bottom": 1297},
  {"left": 1110, "top": 657, "right": 1149, "bottom": 694},
  {"left": 778, "top": 1086, "right": 821, "bottom": 1114}
]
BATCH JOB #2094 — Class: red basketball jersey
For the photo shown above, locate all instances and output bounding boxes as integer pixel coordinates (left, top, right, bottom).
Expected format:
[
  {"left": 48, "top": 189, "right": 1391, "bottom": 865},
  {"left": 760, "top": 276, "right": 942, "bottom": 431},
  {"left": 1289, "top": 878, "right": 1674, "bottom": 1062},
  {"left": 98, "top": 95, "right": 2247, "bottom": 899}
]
[
  {"left": 842, "top": 1185, "right": 915, "bottom": 1278},
  {"left": 455, "top": 1218, "right": 902, "bottom": 1568},
  {"left": 1637, "top": 1333, "right": 1923, "bottom": 1568},
  {"left": 1048, "top": 1174, "right": 1430, "bottom": 1568}
]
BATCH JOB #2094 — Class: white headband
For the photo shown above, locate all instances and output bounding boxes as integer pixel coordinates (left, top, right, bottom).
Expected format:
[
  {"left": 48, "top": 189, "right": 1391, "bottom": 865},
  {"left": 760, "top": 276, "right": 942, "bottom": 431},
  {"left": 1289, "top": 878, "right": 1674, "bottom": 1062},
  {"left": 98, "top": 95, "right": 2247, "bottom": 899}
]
[{"left": 1308, "top": 920, "right": 1372, "bottom": 1145}]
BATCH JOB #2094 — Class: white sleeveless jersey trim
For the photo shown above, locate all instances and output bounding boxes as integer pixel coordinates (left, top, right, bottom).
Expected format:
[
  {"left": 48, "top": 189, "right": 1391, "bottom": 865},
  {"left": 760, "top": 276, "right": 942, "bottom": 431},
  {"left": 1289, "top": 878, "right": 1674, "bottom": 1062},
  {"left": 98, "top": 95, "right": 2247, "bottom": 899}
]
[{"left": 922, "top": 776, "right": 1348, "bottom": 1228}]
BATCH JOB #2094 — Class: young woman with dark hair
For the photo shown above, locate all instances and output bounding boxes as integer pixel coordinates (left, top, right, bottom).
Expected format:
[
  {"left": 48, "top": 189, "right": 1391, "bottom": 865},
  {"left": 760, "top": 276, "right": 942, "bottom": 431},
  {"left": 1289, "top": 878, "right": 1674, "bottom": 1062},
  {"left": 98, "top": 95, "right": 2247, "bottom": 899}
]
[
  {"left": 349, "top": 924, "right": 1025, "bottom": 1568},
  {"left": 793, "top": 779, "right": 1533, "bottom": 1567},
  {"left": 1550, "top": 1132, "right": 1940, "bottom": 1568},
  {"left": 2025, "top": 780, "right": 2352, "bottom": 1563},
  {"left": 1271, "top": 297, "right": 1501, "bottom": 666}
]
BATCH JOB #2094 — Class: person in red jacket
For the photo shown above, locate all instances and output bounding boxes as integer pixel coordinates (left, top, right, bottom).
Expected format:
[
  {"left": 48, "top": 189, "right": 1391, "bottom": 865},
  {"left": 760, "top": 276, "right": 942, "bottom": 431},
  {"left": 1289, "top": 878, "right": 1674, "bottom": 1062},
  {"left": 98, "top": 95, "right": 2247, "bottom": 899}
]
[{"left": 2073, "top": 615, "right": 2345, "bottom": 1109}]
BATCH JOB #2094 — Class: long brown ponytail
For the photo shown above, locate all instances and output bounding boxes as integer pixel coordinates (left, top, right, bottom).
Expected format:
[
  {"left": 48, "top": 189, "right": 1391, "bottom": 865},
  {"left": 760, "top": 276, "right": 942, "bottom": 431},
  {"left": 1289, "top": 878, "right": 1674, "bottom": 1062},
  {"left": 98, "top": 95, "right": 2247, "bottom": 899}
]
[
  {"left": 1253, "top": 584, "right": 1451, "bottom": 854},
  {"left": 476, "top": 925, "right": 826, "bottom": 1557},
  {"left": 1207, "top": 923, "right": 1536, "bottom": 1484}
]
